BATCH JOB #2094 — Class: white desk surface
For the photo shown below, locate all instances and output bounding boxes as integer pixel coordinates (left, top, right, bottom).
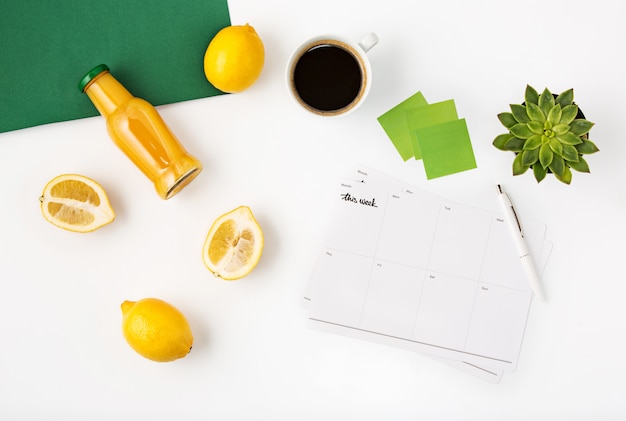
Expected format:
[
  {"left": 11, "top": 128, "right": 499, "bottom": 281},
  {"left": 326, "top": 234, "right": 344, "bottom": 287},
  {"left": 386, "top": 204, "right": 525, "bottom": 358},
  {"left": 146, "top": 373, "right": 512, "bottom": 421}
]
[{"left": 2, "top": 0, "right": 625, "bottom": 419}]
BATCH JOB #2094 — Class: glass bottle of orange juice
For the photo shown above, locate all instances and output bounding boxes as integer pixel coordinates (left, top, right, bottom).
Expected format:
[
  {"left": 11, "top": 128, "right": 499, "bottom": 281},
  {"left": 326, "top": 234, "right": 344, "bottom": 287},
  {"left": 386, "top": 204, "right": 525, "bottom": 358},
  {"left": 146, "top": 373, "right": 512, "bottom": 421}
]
[{"left": 78, "top": 64, "right": 202, "bottom": 200}]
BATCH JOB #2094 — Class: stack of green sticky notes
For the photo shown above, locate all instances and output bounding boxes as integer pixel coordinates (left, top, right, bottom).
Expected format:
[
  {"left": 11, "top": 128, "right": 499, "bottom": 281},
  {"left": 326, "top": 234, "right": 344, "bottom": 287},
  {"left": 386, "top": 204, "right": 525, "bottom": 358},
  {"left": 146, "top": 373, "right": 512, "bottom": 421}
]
[{"left": 377, "top": 91, "right": 477, "bottom": 179}]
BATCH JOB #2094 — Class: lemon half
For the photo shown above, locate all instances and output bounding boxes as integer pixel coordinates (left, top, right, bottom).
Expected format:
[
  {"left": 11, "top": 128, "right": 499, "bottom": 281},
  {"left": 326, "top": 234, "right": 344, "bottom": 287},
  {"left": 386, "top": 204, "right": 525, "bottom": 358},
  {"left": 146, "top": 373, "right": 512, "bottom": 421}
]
[
  {"left": 39, "top": 174, "right": 115, "bottom": 233},
  {"left": 202, "top": 206, "right": 264, "bottom": 280}
]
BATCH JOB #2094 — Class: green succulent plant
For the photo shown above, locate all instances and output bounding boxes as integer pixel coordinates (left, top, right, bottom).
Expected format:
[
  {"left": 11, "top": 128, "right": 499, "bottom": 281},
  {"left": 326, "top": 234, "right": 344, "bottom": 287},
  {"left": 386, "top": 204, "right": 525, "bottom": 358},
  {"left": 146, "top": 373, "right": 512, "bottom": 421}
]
[{"left": 493, "top": 85, "right": 599, "bottom": 184}]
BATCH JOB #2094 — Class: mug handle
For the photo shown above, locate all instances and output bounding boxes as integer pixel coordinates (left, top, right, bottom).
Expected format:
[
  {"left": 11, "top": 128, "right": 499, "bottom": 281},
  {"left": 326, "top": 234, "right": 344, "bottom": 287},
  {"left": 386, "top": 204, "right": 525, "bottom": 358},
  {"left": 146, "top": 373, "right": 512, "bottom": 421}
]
[{"left": 358, "top": 33, "right": 379, "bottom": 53}]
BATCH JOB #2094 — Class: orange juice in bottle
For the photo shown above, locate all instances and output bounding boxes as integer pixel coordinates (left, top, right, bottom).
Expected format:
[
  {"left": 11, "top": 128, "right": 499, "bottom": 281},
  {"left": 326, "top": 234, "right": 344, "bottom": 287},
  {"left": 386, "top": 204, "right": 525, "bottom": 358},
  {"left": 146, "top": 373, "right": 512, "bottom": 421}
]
[{"left": 79, "top": 64, "right": 202, "bottom": 199}]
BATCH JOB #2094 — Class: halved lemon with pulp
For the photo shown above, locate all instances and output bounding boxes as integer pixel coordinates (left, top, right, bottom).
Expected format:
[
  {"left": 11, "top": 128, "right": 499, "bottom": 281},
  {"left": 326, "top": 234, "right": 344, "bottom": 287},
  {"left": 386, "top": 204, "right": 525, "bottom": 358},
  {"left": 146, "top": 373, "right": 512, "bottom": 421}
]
[
  {"left": 202, "top": 206, "right": 264, "bottom": 280},
  {"left": 39, "top": 174, "right": 115, "bottom": 233}
]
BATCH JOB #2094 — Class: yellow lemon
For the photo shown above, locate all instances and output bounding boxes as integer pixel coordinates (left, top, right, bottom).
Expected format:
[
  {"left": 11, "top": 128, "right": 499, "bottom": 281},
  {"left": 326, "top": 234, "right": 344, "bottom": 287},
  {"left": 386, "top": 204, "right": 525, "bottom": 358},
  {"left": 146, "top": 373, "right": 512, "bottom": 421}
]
[
  {"left": 121, "top": 298, "right": 194, "bottom": 362},
  {"left": 39, "top": 174, "right": 115, "bottom": 233},
  {"left": 202, "top": 206, "right": 264, "bottom": 280},
  {"left": 203, "top": 24, "right": 265, "bottom": 93}
]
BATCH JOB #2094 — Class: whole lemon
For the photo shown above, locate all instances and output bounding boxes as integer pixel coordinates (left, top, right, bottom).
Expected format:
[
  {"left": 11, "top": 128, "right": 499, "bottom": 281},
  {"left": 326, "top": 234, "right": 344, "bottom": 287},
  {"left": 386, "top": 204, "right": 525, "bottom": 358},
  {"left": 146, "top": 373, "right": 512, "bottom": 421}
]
[
  {"left": 203, "top": 24, "right": 265, "bottom": 93},
  {"left": 121, "top": 298, "right": 194, "bottom": 362}
]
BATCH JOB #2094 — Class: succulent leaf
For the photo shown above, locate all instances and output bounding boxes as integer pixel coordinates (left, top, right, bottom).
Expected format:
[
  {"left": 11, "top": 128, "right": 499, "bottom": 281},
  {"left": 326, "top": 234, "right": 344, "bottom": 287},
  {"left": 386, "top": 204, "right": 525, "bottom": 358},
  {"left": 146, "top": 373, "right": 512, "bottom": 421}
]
[
  {"left": 560, "top": 105, "right": 578, "bottom": 125},
  {"left": 493, "top": 133, "right": 514, "bottom": 150},
  {"left": 539, "top": 143, "right": 553, "bottom": 168},
  {"left": 512, "top": 152, "right": 529, "bottom": 175},
  {"left": 523, "top": 134, "right": 542, "bottom": 150},
  {"left": 528, "top": 121, "right": 544, "bottom": 135},
  {"left": 547, "top": 104, "right": 562, "bottom": 125},
  {"left": 533, "top": 162, "right": 547, "bottom": 182},
  {"left": 569, "top": 156, "right": 590, "bottom": 173},
  {"left": 549, "top": 155, "right": 565, "bottom": 177},
  {"left": 522, "top": 148, "right": 539, "bottom": 167},
  {"left": 555, "top": 89, "right": 574, "bottom": 108},
  {"left": 575, "top": 139, "right": 600, "bottom": 154},
  {"left": 555, "top": 166, "right": 572, "bottom": 184},
  {"left": 569, "top": 119, "right": 594, "bottom": 136},
  {"left": 548, "top": 137, "right": 563, "bottom": 156},
  {"left": 504, "top": 137, "right": 526, "bottom": 152},
  {"left": 552, "top": 124, "right": 569, "bottom": 136},
  {"left": 539, "top": 88, "right": 555, "bottom": 115},
  {"left": 525, "top": 85, "right": 540, "bottom": 105},
  {"left": 557, "top": 132, "right": 583, "bottom": 145},
  {"left": 510, "top": 123, "right": 533, "bottom": 139},
  {"left": 562, "top": 144, "right": 580, "bottom": 162},
  {"left": 526, "top": 103, "right": 546, "bottom": 123},
  {"left": 497, "top": 112, "right": 517, "bottom": 129},
  {"left": 510, "top": 104, "right": 530, "bottom": 123}
]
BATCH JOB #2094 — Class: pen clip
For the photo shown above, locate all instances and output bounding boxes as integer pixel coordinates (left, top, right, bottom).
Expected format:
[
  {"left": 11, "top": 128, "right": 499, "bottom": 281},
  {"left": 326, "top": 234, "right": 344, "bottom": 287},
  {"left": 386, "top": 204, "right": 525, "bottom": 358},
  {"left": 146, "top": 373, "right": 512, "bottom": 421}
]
[
  {"left": 509, "top": 198, "right": 524, "bottom": 236},
  {"left": 497, "top": 185, "right": 524, "bottom": 236}
]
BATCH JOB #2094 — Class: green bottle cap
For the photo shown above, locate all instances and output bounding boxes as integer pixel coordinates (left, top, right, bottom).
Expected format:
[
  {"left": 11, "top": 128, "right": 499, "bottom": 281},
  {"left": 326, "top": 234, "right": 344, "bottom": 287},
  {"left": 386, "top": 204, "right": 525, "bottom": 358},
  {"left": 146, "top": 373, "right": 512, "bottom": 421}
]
[{"left": 78, "top": 64, "right": 110, "bottom": 93}]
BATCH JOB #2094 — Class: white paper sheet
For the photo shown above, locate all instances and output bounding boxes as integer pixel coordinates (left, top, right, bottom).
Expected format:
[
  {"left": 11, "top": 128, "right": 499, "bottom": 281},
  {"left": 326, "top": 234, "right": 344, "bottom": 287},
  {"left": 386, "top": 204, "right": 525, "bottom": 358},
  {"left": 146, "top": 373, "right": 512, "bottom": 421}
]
[{"left": 304, "top": 165, "right": 551, "bottom": 382}]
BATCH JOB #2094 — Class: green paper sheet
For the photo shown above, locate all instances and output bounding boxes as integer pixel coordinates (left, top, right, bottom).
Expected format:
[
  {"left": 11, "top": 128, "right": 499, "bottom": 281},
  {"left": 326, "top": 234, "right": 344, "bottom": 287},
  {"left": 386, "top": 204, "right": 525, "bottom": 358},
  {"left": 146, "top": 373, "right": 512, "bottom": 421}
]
[
  {"left": 406, "top": 99, "right": 458, "bottom": 159},
  {"left": 0, "top": 0, "right": 231, "bottom": 133},
  {"left": 377, "top": 91, "right": 428, "bottom": 161},
  {"left": 415, "top": 118, "right": 477, "bottom": 179}
]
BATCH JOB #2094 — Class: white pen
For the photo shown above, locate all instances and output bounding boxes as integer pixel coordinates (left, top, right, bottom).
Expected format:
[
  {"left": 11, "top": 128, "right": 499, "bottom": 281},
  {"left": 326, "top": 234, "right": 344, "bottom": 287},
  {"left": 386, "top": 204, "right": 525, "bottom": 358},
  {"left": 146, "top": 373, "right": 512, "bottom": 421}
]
[{"left": 496, "top": 185, "right": 545, "bottom": 301}]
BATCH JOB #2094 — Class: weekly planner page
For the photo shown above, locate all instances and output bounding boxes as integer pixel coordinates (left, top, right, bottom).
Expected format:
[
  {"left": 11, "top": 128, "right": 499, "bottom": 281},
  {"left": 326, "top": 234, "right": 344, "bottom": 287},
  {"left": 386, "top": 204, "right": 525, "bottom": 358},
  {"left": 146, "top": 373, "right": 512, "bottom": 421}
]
[{"left": 305, "top": 166, "right": 550, "bottom": 377}]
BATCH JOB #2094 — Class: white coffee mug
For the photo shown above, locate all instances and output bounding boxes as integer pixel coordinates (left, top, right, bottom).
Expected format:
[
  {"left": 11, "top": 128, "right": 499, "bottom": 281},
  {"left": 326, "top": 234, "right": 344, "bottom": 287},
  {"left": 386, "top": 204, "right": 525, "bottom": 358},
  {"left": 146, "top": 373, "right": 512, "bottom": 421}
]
[{"left": 286, "top": 33, "right": 379, "bottom": 117}]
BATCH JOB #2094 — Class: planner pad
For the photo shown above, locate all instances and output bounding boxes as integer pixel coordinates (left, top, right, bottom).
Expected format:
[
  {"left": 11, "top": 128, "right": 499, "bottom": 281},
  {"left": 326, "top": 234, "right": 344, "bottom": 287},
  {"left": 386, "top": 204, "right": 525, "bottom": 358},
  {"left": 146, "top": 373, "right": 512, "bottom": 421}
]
[{"left": 304, "top": 165, "right": 551, "bottom": 382}]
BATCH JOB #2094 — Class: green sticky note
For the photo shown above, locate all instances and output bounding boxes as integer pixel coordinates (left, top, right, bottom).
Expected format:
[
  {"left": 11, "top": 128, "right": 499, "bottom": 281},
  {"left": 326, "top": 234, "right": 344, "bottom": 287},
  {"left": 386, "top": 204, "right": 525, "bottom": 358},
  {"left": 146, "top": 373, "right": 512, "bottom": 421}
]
[
  {"left": 377, "top": 91, "right": 428, "bottom": 161},
  {"left": 406, "top": 99, "right": 458, "bottom": 159},
  {"left": 415, "top": 118, "right": 477, "bottom": 179},
  {"left": 1, "top": 0, "right": 231, "bottom": 133}
]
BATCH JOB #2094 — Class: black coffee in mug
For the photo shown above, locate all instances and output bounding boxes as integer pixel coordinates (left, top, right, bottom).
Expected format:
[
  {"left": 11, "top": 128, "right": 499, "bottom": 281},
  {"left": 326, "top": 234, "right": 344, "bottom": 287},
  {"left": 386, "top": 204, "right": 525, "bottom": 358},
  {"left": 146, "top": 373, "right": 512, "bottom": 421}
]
[{"left": 291, "top": 40, "right": 366, "bottom": 116}]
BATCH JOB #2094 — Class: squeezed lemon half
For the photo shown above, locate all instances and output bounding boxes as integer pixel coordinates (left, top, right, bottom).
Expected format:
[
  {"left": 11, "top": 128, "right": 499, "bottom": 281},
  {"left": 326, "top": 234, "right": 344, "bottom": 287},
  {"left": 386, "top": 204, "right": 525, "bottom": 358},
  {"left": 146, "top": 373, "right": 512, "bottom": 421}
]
[
  {"left": 39, "top": 174, "right": 115, "bottom": 233},
  {"left": 202, "top": 206, "right": 264, "bottom": 280}
]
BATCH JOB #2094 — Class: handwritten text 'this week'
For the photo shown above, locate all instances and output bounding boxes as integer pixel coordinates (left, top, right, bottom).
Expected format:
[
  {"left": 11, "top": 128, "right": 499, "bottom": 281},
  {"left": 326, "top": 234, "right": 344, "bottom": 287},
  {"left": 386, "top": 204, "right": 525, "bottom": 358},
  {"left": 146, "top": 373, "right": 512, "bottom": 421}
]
[{"left": 340, "top": 192, "right": 378, "bottom": 208}]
